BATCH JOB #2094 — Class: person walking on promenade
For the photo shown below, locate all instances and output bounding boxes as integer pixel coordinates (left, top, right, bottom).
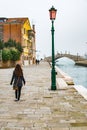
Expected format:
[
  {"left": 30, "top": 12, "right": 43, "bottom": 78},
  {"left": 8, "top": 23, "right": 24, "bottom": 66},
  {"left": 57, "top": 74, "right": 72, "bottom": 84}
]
[{"left": 10, "top": 64, "right": 26, "bottom": 101}]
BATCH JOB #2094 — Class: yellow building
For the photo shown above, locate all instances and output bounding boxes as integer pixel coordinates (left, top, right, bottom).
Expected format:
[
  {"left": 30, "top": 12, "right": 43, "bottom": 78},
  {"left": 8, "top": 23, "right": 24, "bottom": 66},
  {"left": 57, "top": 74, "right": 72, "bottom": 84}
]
[{"left": 21, "top": 18, "right": 36, "bottom": 64}]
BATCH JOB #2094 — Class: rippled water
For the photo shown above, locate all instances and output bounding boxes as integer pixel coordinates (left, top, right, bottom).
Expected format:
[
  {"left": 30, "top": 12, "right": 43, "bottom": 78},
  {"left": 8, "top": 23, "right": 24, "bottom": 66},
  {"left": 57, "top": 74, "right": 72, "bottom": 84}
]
[{"left": 56, "top": 57, "right": 87, "bottom": 88}]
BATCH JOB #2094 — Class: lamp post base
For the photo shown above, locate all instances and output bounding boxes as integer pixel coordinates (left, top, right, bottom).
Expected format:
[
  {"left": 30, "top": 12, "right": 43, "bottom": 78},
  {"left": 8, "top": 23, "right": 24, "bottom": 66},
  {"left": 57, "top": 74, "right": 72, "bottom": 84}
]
[{"left": 51, "top": 68, "right": 56, "bottom": 90}]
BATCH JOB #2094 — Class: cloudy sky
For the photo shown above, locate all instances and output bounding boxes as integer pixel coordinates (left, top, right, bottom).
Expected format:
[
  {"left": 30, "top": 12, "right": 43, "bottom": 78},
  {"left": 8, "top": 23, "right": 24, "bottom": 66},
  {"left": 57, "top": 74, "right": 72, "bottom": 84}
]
[{"left": 0, "top": 0, "right": 87, "bottom": 58}]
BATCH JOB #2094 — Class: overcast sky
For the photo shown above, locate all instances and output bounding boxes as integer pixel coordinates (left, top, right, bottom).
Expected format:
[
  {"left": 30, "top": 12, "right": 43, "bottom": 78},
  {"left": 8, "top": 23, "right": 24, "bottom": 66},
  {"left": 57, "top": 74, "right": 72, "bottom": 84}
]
[{"left": 0, "top": 0, "right": 87, "bottom": 58}]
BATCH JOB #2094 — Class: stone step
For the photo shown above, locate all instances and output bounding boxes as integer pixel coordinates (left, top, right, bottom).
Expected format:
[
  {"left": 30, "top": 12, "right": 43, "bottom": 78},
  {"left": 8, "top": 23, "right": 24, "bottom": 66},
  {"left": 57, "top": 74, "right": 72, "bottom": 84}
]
[
  {"left": 74, "top": 85, "right": 87, "bottom": 100},
  {"left": 56, "top": 78, "right": 68, "bottom": 89}
]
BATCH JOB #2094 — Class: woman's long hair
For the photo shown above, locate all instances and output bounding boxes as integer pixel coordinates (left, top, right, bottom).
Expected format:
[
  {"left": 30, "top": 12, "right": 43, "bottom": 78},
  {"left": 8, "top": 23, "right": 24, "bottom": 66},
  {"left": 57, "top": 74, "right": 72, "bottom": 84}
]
[{"left": 14, "top": 64, "right": 23, "bottom": 77}]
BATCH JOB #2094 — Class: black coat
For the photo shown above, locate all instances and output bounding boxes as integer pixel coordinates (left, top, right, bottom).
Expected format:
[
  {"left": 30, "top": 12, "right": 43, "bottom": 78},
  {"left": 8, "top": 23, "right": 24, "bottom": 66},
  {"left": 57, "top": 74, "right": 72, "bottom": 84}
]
[{"left": 10, "top": 71, "right": 25, "bottom": 87}]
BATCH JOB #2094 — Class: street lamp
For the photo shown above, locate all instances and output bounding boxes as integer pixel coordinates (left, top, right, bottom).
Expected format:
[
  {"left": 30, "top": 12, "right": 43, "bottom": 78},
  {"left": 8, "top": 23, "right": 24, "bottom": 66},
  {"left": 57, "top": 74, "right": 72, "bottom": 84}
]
[{"left": 49, "top": 6, "right": 57, "bottom": 90}]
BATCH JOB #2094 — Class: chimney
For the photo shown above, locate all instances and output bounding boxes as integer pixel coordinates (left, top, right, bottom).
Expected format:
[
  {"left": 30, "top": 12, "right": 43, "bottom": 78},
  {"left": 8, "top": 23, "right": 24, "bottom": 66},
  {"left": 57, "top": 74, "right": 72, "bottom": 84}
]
[{"left": 32, "top": 25, "right": 35, "bottom": 32}]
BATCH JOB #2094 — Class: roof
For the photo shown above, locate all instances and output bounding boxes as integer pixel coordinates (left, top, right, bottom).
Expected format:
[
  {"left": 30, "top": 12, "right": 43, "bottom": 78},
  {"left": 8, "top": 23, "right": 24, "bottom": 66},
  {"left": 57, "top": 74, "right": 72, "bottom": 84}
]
[
  {"left": 7, "top": 17, "right": 28, "bottom": 23},
  {"left": 0, "top": 17, "right": 29, "bottom": 24}
]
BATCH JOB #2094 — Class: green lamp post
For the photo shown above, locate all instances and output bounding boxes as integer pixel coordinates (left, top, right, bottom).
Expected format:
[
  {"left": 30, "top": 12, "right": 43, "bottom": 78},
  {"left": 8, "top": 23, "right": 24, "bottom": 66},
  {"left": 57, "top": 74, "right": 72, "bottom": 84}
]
[{"left": 49, "top": 6, "right": 57, "bottom": 90}]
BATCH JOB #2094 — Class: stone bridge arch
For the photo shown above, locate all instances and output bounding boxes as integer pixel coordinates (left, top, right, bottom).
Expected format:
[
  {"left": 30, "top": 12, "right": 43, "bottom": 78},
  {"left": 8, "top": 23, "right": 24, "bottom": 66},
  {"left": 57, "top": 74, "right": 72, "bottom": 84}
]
[
  {"left": 45, "top": 53, "right": 85, "bottom": 63},
  {"left": 55, "top": 53, "right": 85, "bottom": 62}
]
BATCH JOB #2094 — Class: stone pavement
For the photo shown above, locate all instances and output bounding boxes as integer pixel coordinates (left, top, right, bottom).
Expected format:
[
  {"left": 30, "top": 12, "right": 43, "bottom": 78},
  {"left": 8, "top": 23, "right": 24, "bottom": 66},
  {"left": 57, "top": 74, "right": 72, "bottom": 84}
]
[{"left": 0, "top": 61, "right": 87, "bottom": 130}]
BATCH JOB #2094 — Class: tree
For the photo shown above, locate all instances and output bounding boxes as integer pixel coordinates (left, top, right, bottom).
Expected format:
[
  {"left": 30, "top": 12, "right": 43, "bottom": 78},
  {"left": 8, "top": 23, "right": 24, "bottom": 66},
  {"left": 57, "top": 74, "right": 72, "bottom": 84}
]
[
  {"left": 4, "top": 39, "right": 16, "bottom": 48},
  {"left": 2, "top": 48, "right": 12, "bottom": 61},
  {"left": 0, "top": 39, "right": 4, "bottom": 49},
  {"left": 2, "top": 39, "right": 23, "bottom": 62},
  {"left": 15, "top": 42, "right": 23, "bottom": 53},
  {"left": 4, "top": 39, "right": 23, "bottom": 53},
  {"left": 10, "top": 48, "right": 20, "bottom": 61}
]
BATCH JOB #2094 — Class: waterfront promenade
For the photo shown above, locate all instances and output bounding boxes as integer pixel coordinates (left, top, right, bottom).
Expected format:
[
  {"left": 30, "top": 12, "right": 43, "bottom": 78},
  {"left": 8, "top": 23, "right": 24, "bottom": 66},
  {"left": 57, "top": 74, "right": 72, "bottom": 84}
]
[{"left": 0, "top": 61, "right": 87, "bottom": 130}]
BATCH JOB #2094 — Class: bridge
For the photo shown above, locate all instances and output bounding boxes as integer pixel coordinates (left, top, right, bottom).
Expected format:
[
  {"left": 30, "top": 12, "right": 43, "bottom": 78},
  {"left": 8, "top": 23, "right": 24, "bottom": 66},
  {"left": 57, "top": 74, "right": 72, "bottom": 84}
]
[
  {"left": 45, "top": 53, "right": 86, "bottom": 62},
  {"left": 55, "top": 53, "right": 85, "bottom": 61}
]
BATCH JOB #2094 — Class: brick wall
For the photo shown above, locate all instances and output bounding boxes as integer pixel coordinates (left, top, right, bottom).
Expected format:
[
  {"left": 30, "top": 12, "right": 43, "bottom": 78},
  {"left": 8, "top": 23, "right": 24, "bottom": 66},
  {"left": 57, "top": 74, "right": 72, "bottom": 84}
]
[{"left": 3, "top": 23, "right": 22, "bottom": 44}]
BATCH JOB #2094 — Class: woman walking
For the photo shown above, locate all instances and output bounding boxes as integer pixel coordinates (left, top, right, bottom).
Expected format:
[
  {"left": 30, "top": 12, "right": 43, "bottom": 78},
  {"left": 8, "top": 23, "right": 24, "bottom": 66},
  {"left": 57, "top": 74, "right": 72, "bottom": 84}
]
[{"left": 10, "top": 64, "right": 26, "bottom": 101}]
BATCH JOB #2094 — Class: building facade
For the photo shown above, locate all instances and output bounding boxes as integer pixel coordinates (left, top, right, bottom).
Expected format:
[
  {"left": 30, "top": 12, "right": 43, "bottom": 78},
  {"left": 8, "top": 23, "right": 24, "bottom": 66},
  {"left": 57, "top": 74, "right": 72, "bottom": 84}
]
[{"left": 0, "top": 17, "right": 36, "bottom": 65}]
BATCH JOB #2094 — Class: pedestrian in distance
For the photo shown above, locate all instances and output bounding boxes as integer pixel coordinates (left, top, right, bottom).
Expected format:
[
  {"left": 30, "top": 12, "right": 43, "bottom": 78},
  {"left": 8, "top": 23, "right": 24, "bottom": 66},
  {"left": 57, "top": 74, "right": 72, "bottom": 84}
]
[
  {"left": 35, "top": 59, "right": 40, "bottom": 65},
  {"left": 10, "top": 64, "right": 26, "bottom": 101},
  {"left": 35, "top": 59, "right": 38, "bottom": 65},
  {"left": 37, "top": 59, "right": 40, "bottom": 64}
]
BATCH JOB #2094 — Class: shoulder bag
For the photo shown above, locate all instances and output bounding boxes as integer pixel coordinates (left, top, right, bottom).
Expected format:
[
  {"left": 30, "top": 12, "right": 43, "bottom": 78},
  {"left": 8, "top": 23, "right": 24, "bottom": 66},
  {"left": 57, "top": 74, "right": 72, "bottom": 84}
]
[{"left": 13, "top": 77, "right": 19, "bottom": 90}]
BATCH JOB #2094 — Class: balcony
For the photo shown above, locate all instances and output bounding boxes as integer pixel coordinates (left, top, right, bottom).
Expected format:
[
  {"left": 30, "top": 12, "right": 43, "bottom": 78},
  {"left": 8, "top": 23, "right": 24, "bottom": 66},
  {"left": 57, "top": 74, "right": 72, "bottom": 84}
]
[{"left": 28, "top": 30, "right": 34, "bottom": 39}]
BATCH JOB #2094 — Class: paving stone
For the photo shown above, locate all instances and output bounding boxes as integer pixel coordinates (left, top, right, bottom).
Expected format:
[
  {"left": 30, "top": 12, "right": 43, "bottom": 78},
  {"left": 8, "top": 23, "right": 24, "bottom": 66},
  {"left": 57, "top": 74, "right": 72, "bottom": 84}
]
[
  {"left": 52, "top": 128, "right": 69, "bottom": 130},
  {"left": 70, "top": 127, "right": 87, "bottom": 130}
]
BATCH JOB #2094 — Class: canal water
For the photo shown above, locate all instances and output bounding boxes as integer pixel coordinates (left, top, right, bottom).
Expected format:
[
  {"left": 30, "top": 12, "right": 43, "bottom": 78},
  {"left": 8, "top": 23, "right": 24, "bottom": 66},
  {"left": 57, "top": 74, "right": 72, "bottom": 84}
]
[{"left": 56, "top": 57, "right": 87, "bottom": 88}]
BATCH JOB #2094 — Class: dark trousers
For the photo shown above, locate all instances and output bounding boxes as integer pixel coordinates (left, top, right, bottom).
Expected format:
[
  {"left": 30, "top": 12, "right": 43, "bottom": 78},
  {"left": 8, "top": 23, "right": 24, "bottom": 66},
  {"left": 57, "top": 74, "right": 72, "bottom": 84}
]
[{"left": 15, "top": 86, "right": 22, "bottom": 100}]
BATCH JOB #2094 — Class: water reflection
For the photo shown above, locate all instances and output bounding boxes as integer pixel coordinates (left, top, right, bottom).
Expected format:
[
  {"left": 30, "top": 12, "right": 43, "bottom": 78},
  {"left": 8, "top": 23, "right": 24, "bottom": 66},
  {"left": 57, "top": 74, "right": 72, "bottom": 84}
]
[{"left": 56, "top": 57, "right": 87, "bottom": 88}]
